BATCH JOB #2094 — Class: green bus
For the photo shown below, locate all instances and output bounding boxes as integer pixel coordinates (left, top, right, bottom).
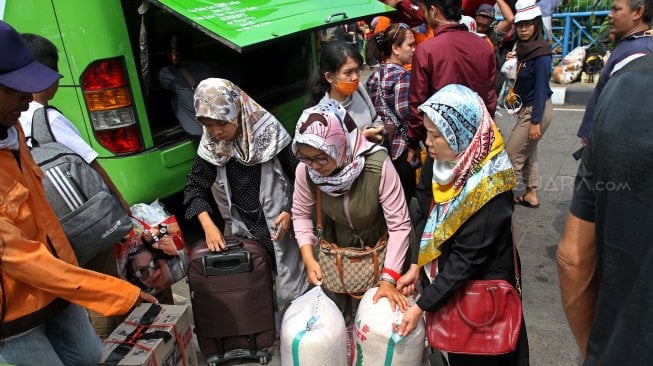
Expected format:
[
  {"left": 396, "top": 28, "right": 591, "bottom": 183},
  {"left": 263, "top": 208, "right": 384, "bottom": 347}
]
[{"left": 3, "top": 0, "right": 391, "bottom": 204}]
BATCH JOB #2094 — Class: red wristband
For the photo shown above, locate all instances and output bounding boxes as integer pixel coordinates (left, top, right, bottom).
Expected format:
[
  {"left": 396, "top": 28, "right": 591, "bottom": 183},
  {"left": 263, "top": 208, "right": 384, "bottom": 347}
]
[{"left": 382, "top": 268, "right": 401, "bottom": 281}]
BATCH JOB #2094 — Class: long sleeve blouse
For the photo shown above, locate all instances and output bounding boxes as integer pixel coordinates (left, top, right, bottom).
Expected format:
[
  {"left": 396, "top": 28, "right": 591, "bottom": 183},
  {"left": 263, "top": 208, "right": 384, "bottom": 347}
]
[
  {"left": 183, "top": 144, "right": 297, "bottom": 220},
  {"left": 366, "top": 63, "right": 411, "bottom": 160},
  {"left": 514, "top": 54, "right": 553, "bottom": 124},
  {"left": 292, "top": 156, "right": 411, "bottom": 279}
]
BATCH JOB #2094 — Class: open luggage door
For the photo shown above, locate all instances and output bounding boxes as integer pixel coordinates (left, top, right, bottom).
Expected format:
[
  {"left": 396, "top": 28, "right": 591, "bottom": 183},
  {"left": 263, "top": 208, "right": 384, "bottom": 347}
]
[{"left": 146, "top": 0, "right": 394, "bottom": 52}]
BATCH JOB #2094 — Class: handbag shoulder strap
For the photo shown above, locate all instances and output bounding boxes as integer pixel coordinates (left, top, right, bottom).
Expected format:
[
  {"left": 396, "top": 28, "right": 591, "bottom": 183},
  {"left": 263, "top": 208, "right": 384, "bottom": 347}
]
[
  {"left": 315, "top": 187, "right": 323, "bottom": 241},
  {"left": 379, "top": 89, "right": 401, "bottom": 127},
  {"left": 511, "top": 223, "right": 522, "bottom": 296},
  {"left": 377, "top": 77, "right": 408, "bottom": 140},
  {"left": 511, "top": 61, "right": 525, "bottom": 92}
]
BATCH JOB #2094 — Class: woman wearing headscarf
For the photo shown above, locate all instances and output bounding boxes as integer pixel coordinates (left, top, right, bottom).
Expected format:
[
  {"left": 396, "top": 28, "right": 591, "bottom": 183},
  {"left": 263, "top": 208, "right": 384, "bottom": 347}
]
[
  {"left": 183, "top": 78, "right": 308, "bottom": 309},
  {"left": 397, "top": 85, "right": 529, "bottom": 365},
  {"left": 308, "top": 41, "right": 385, "bottom": 142},
  {"left": 291, "top": 99, "right": 413, "bottom": 319},
  {"left": 505, "top": 0, "right": 554, "bottom": 208}
]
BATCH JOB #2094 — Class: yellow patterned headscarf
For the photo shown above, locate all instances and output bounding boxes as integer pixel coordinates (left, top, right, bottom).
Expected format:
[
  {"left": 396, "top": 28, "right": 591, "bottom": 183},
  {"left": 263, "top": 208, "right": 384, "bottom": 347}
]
[{"left": 417, "top": 85, "right": 515, "bottom": 266}]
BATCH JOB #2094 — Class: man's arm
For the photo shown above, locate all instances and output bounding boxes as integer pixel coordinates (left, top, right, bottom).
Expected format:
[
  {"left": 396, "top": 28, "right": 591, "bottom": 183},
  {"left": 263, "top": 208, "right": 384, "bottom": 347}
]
[
  {"left": 486, "top": 52, "right": 498, "bottom": 117},
  {"left": 556, "top": 212, "right": 598, "bottom": 358},
  {"left": 407, "top": 48, "right": 429, "bottom": 146},
  {"left": 381, "top": 0, "right": 425, "bottom": 27},
  {"left": 496, "top": 0, "right": 515, "bottom": 33}
]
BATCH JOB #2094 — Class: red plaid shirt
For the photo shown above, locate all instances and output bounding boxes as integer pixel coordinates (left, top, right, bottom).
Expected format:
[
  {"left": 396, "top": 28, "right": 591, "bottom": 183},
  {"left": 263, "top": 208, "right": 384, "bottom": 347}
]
[{"left": 366, "top": 63, "right": 411, "bottom": 160}]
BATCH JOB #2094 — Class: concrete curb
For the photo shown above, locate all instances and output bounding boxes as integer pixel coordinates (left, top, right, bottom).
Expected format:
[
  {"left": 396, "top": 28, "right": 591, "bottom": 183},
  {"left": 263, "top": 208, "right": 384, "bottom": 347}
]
[{"left": 550, "top": 82, "right": 596, "bottom": 106}]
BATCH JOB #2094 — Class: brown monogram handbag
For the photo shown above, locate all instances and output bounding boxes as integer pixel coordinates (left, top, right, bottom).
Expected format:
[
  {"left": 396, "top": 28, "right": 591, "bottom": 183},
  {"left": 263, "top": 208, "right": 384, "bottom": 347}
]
[{"left": 314, "top": 188, "right": 387, "bottom": 297}]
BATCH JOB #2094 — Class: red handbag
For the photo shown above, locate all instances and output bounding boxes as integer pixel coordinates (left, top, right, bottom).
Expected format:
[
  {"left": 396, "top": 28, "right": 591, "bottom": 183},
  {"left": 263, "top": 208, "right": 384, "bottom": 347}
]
[{"left": 425, "top": 233, "right": 523, "bottom": 355}]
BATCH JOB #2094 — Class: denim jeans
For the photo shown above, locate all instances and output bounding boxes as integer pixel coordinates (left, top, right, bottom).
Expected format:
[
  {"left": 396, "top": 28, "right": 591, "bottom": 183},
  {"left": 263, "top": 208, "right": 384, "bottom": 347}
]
[{"left": 0, "top": 304, "right": 102, "bottom": 366}]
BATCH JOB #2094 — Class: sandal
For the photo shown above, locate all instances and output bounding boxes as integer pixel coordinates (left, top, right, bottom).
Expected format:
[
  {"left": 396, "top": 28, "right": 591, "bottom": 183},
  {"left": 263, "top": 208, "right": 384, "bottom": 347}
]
[{"left": 514, "top": 195, "right": 540, "bottom": 209}]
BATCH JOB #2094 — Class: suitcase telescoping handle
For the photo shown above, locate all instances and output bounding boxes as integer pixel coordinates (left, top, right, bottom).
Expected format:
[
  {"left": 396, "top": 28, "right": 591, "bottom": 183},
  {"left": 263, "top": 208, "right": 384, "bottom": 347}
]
[
  {"left": 190, "top": 238, "right": 244, "bottom": 260},
  {"left": 195, "top": 237, "right": 253, "bottom": 276},
  {"left": 225, "top": 238, "right": 243, "bottom": 250}
]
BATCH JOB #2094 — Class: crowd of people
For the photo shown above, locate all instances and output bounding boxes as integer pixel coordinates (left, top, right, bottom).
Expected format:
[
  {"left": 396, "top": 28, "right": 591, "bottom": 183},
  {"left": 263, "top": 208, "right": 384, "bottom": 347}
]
[{"left": 1, "top": 0, "right": 653, "bottom": 364}]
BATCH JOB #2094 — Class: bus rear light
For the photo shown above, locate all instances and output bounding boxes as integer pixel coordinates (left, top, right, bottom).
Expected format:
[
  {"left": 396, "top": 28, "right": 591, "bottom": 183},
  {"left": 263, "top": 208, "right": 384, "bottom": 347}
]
[
  {"left": 95, "top": 125, "right": 142, "bottom": 154},
  {"left": 85, "top": 88, "right": 132, "bottom": 111},
  {"left": 82, "top": 57, "right": 143, "bottom": 154},
  {"left": 89, "top": 107, "right": 137, "bottom": 130},
  {"left": 81, "top": 59, "right": 128, "bottom": 90}
]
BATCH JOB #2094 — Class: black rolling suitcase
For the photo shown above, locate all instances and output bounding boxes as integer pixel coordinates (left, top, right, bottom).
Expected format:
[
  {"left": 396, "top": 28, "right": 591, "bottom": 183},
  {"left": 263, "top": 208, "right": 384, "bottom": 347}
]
[{"left": 188, "top": 237, "right": 275, "bottom": 365}]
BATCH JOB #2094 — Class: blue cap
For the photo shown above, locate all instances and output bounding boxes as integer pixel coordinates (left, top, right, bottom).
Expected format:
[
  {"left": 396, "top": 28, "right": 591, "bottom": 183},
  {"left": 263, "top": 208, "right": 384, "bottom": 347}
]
[{"left": 0, "top": 21, "right": 61, "bottom": 93}]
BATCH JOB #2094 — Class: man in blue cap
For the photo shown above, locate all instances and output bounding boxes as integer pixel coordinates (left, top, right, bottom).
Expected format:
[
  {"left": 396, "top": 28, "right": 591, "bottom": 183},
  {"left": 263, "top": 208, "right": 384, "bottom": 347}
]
[{"left": 0, "top": 20, "right": 155, "bottom": 365}]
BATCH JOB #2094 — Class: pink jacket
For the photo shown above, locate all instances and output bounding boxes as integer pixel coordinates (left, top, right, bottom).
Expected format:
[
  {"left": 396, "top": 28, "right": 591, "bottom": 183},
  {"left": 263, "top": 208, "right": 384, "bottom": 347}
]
[{"left": 292, "top": 157, "right": 411, "bottom": 279}]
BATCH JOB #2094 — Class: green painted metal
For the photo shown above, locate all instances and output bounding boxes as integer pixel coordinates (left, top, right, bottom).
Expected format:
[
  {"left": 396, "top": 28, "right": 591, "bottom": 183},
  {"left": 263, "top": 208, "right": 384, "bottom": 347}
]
[
  {"left": 4, "top": 0, "right": 391, "bottom": 203},
  {"left": 148, "top": 0, "right": 393, "bottom": 52}
]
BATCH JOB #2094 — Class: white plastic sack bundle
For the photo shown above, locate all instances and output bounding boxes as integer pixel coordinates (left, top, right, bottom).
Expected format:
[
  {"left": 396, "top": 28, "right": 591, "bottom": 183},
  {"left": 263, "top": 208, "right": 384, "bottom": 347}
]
[
  {"left": 280, "top": 286, "right": 348, "bottom": 366},
  {"left": 352, "top": 287, "right": 426, "bottom": 366},
  {"left": 501, "top": 57, "right": 518, "bottom": 80},
  {"left": 130, "top": 199, "right": 169, "bottom": 225},
  {"left": 552, "top": 46, "right": 586, "bottom": 84}
]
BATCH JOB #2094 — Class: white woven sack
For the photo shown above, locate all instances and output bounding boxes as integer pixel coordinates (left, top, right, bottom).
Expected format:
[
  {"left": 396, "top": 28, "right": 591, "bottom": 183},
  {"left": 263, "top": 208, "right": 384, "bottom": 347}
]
[
  {"left": 280, "top": 286, "right": 348, "bottom": 366},
  {"left": 352, "top": 287, "right": 426, "bottom": 366}
]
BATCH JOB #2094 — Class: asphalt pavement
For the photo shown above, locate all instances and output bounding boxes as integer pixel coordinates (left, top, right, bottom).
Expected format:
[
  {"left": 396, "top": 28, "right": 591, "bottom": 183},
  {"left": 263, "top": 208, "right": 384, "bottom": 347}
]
[
  {"left": 496, "top": 105, "right": 586, "bottom": 366},
  {"left": 168, "top": 70, "right": 594, "bottom": 364}
]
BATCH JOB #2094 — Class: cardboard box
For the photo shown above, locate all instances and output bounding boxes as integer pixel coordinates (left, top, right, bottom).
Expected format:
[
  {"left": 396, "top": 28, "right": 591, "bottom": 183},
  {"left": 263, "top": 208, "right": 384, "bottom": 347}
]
[{"left": 100, "top": 304, "right": 198, "bottom": 366}]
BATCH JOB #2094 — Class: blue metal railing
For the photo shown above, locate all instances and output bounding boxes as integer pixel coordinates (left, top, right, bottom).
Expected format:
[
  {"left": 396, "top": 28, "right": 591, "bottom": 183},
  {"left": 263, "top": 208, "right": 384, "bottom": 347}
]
[
  {"left": 551, "top": 10, "right": 610, "bottom": 58},
  {"left": 497, "top": 8, "right": 610, "bottom": 58}
]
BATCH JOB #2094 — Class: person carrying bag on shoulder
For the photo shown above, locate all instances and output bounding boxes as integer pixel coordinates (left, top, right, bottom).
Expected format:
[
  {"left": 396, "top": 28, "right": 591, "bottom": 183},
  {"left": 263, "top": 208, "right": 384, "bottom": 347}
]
[
  {"left": 291, "top": 100, "right": 414, "bottom": 322},
  {"left": 397, "top": 85, "right": 529, "bottom": 366}
]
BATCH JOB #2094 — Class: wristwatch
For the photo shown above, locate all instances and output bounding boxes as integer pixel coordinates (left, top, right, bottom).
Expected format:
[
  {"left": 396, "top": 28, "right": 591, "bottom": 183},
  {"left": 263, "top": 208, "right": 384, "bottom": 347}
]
[{"left": 379, "top": 278, "right": 397, "bottom": 286}]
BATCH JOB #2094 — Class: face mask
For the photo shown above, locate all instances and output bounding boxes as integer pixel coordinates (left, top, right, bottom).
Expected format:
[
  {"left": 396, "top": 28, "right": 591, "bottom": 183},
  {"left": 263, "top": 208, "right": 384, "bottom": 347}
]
[{"left": 332, "top": 76, "right": 359, "bottom": 97}]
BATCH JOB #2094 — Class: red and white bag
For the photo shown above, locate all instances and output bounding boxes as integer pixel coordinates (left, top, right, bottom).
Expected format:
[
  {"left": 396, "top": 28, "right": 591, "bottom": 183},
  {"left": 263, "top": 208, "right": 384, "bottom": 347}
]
[{"left": 114, "top": 200, "right": 187, "bottom": 285}]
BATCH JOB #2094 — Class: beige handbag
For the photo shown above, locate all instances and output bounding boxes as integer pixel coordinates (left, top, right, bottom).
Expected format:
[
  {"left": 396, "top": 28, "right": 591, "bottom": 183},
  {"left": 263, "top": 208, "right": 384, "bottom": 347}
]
[{"left": 314, "top": 188, "right": 387, "bottom": 297}]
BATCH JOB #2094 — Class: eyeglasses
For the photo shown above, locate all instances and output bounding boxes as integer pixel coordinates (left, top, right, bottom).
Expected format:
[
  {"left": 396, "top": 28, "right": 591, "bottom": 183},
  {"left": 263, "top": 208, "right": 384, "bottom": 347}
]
[
  {"left": 297, "top": 155, "right": 330, "bottom": 167},
  {"left": 391, "top": 23, "right": 410, "bottom": 43},
  {"left": 515, "top": 20, "right": 535, "bottom": 29},
  {"left": 133, "top": 259, "right": 160, "bottom": 281}
]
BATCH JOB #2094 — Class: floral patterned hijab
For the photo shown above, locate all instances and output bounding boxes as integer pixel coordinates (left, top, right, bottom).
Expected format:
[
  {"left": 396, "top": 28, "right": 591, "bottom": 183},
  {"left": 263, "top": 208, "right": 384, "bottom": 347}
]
[
  {"left": 417, "top": 84, "right": 515, "bottom": 266},
  {"left": 195, "top": 78, "right": 291, "bottom": 166},
  {"left": 292, "top": 99, "right": 382, "bottom": 196}
]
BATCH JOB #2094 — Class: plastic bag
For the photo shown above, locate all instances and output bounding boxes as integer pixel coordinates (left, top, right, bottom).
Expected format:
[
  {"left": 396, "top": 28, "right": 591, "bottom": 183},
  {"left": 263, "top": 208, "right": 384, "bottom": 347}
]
[
  {"left": 130, "top": 199, "right": 169, "bottom": 226},
  {"left": 114, "top": 200, "right": 188, "bottom": 294},
  {"left": 501, "top": 58, "right": 518, "bottom": 80}
]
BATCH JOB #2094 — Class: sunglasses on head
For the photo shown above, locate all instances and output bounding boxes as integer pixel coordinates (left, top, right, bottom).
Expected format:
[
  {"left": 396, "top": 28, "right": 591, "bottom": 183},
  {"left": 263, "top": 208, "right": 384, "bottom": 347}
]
[
  {"left": 391, "top": 23, "right": 410, "bottom": 43},
  {"left": 133, "top": 259, "right": 160, "bottom": 281}
]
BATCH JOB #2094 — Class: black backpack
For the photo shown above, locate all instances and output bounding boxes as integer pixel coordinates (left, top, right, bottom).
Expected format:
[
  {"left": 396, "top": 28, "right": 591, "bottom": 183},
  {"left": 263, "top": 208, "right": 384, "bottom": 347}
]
[{"left": 29, "top": 107, "right": 131, "bottom": 265}]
